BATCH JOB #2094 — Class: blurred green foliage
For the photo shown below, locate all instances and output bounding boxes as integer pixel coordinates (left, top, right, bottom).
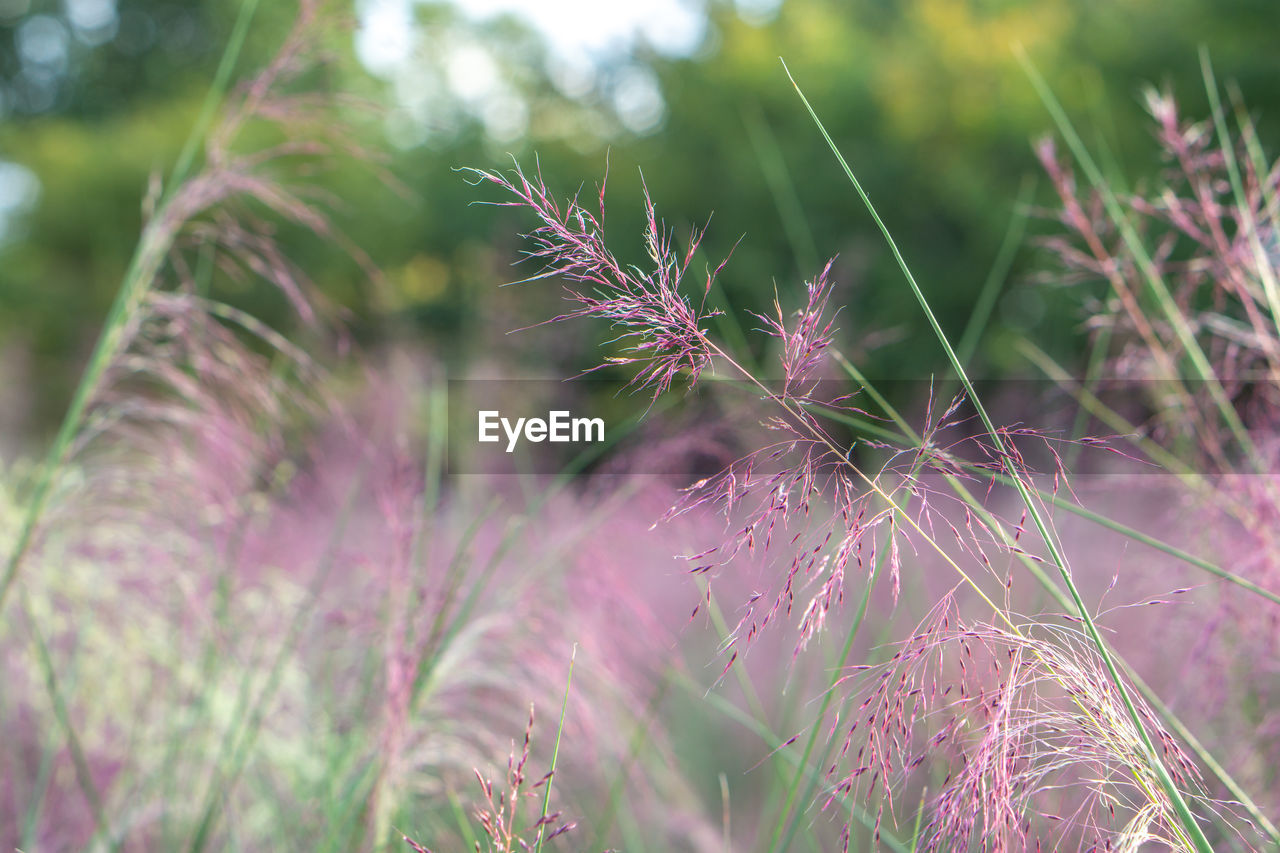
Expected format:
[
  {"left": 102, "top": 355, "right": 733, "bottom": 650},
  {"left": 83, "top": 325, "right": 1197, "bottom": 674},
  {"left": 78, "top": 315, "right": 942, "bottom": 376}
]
[{"left": 2, "top": 0, "right": 1278, "bottom": 437}]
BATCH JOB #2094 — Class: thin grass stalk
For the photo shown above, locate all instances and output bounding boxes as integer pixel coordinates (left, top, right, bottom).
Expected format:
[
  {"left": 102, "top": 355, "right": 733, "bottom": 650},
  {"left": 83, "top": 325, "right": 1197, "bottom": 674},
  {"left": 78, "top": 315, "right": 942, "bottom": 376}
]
[
  {"left": 532, "top": 647, "right": 575, "bottom": 853},
  {"left": 783, "top": 60, "right": 1216, "bottom": 852},
  {"left": 954, "top": 178, "right": 1034, "bottom": 368},
  {"left": 18, "top": 739, "right": 56, "bottom": 849},
  {"left": 908, "top": 790, "right": 927, "bottom": 853},
  {"left": 719, "top": 772, "right": 731, "bottom": 852},
  {"left": 20, "top": 585, "right": 112, "bottom": 849},
  {"left": 435, "top": 787, "right": 480, "bottom": 851},
  {"left": 167, "top": 0, "right": 263, "bottom": 191}
]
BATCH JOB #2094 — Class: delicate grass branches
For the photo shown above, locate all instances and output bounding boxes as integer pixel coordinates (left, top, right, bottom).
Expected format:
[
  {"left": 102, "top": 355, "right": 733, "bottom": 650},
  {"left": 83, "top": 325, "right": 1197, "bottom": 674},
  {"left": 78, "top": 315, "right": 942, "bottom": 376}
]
[{"left": 471, "top": 134, "right": 1244, "bottom": 846}]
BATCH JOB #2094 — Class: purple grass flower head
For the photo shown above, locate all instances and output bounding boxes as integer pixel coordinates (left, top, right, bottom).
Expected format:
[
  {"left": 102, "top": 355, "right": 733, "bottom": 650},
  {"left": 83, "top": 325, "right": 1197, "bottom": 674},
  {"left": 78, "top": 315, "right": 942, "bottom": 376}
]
[
  {"left": 464, "top": 704, "right": 578, "bottom": 853},
  {"left": 663, "top": 386, "right": 1069, "bottom": 660},
  {"left": 823, "top": 594, "right": 1251, "bottom": 852},
  {"left": 751, "top": 259, "right": 840, "bottom": 398},
  {"left": 1037, "top": 86, "right": 1280, "bottom": 461},
  {"left": 466, "top": 159, "right": 727, "bottom": 399},
  {"left": 470, "top": 158, "right": 1109, "bottom": 682}
]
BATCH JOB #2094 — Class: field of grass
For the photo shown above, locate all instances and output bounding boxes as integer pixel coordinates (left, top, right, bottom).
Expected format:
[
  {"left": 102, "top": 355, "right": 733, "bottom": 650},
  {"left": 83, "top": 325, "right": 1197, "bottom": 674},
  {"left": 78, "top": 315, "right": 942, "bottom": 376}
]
[{"left": 4, "top": 3, "right": 1280, "bottom": 851}]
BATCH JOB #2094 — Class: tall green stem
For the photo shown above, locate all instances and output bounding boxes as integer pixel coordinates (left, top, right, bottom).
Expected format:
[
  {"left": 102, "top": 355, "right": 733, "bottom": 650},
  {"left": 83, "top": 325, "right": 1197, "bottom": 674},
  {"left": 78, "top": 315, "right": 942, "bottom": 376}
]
[{"left": 784, "top": 59, "right": 1214, "bottom": 853}]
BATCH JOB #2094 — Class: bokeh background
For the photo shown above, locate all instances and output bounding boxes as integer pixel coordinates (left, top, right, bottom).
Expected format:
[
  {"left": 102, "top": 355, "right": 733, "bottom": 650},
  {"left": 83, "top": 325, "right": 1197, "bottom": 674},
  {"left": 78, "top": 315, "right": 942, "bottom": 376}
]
[{"left": 3, "top": 0, "right": 1279, "bottom": 445}]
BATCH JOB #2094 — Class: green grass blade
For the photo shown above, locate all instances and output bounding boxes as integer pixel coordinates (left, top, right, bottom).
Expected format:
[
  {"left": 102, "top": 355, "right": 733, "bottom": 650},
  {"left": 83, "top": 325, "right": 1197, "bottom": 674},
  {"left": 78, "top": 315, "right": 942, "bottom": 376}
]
[
  {"left": 533, "top": 645, "right": 576, "bottom": 853},
  {"left": 955, "top": 177, "right": 1034, "bottom": 367},
  {"left": 909, "top": 788, "right": 927, "bottom": 853},
  {"left": 785, "top": 58, "right": 1215, "bottom": 853},
  {"left": 21, "top": 587, "right": 112, "bottom": 848},
  {"left": 742, "top": 100, "right": 821, "bottom": 276},
  {"left": 447, "top": 785, "right": 482, "bottom": 850}
]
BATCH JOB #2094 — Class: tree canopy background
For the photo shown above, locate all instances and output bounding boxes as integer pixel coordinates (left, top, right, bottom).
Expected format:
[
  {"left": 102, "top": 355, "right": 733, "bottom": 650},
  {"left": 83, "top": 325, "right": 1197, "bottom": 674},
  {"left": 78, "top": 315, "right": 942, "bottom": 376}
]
[{"left": 2, "top": 0, "right": 1278, "bottom": 441}]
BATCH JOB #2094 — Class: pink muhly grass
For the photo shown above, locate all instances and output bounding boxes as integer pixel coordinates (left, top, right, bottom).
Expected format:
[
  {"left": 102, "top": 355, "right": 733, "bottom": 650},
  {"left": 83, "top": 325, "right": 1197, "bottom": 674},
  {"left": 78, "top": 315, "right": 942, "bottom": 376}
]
[
  {"left": 465, "top": 160, "right": 728, "bottom": 399},
  {"left": 17, "top": 0, "right": 388, "bottom": 562},
  {"left": 751, "top": 259, "right": 841, "bottom": 400},
  {"left": 471, "top": 159, "right": 1087, "bottom": 667},
  {"left": 1039, "top": 85, "right": 1280, "bottom": 828},
  {"left": 826, "top": 593, "right": 1235, "bottom": 852},
  {"left": 473, "top": 154, "right": 1245, "bottom": 850},
  {"left": 478, "top": 165, "right": 905, "bottom": 661},
  {"left": 1036, "top": 84, "right": 1280, "bottom": 464},
  {"left": 403, "top": 705, "right": 578, "bottom": 853}
]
